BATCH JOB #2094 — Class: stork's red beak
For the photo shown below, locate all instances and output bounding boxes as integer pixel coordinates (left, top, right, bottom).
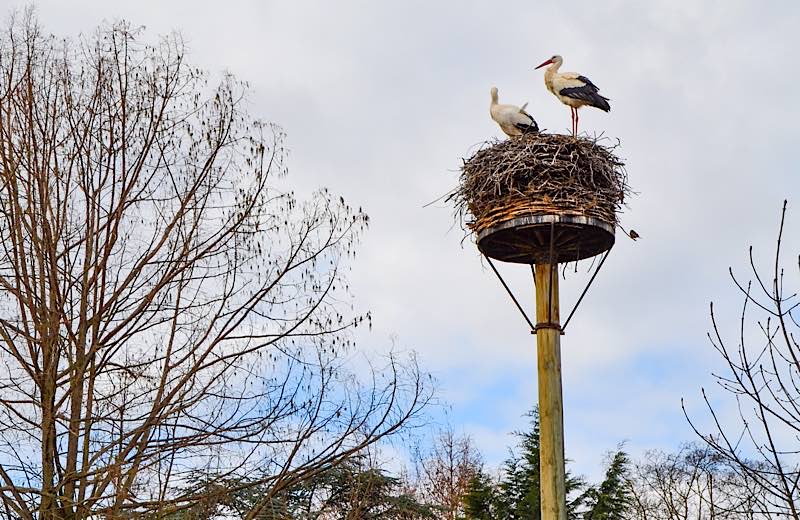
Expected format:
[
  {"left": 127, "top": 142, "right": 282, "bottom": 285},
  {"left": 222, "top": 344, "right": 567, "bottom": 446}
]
[{"left": 535, "top": 59, "right": 553, "bottom": 70}]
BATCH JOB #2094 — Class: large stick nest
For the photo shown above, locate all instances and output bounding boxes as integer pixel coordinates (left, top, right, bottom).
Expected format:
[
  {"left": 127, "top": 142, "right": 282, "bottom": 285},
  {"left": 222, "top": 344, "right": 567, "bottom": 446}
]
[{"left": 449, "top": 133, "right": 629, "bottom": 234}]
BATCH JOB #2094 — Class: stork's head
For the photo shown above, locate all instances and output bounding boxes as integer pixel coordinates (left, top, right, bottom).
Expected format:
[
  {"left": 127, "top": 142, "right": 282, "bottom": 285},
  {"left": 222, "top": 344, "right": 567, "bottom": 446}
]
[
  {"left": 490, "top": 86, "right": 499, "bottom": 102},
  {"left": 535, "top": 55, "right": 562, "bottom": 70}
]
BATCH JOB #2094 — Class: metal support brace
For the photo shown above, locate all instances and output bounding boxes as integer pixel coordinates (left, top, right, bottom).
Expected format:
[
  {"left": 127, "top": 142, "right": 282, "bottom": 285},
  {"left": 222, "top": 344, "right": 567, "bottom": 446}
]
[
  {"left": 484, "top": 222, "right": 612, "bottom": 336},
  {"left": 561, "top": 249, "right": 611, "bottom": 332},
  {"left": 484, "top": 255, "right": 536, "bottom": 334}
]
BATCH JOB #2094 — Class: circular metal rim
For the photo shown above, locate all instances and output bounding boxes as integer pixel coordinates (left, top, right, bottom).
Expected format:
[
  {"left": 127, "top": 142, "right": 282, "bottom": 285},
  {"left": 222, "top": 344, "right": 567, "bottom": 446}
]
[{"left": 476, "top": 214, "right": 615, "bottom": 244}]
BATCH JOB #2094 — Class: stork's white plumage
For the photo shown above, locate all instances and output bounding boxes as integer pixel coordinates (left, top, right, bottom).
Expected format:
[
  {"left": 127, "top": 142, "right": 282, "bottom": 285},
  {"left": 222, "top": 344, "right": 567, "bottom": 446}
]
[
  {"left": 489, "top": 87, "right": 539, "bottom": 138},
  {"left": 534, "top": 55, "right": 610, "bottom": 136}
]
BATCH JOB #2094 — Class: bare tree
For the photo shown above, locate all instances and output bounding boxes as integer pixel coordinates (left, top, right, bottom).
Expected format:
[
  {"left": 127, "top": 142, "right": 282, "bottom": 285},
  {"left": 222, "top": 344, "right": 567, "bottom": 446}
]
[
  {"left": 412, "top": 427, "right": 483, "bottom": 519},
  {"left": 685, "top": 200, "right": 800, "bottom": 518},
  {"left": 0, "top": 11, "right": 430, "bottom": 519},
  {"left": 628, "top": 444, "right": 766, "bottom": 519}
]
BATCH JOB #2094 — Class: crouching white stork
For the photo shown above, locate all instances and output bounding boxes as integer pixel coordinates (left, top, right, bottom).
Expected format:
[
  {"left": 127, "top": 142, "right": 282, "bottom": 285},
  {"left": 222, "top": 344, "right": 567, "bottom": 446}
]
[
  {"left": 490, "top": 87, "right": 539, "bottom": 137},
  {"left": 534, "top": 55, "right": 610, "bottom": 136}
]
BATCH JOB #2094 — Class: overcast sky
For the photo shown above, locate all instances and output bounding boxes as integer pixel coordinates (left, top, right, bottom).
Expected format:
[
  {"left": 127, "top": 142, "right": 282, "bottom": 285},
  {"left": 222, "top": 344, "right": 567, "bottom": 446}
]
[{"left": 21, "top": 0, "right": 800, "bottom": 480}]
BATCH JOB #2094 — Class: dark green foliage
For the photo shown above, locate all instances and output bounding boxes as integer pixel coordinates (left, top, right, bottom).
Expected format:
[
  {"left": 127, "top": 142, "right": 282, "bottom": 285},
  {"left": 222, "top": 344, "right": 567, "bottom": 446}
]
[
  {"left": 155, "top": 473, "right": 270, "bottom": 519},
  {"left": 461, "top": 470, "right": 499, "bottom": 519},
  {"left": 495, "top": 413, "right": 540, "bottom": 519},
  {"left": 159, "top": 415, "right": 635, "bottom": 520},
  {"left": 160, "top": 456, "right": 437, "bottom": 519},
  {"left": 307, "top": 460, "right": 438, "bottom": 519},
  {"left": 582, "top": 450, "right": 633, "bottom": 520},
  {"left": 461, "top": 409, "right": 588, "bottom": 520}
]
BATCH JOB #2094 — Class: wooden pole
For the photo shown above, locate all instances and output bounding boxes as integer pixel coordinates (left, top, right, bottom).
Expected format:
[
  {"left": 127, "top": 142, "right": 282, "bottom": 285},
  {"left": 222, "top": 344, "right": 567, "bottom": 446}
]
[{"left": 535, "top": 262, "right": 566, "bottom": 520}]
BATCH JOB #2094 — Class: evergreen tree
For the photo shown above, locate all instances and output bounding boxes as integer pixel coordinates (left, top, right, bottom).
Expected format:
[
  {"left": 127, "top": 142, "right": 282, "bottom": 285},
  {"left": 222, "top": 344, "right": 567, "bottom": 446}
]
[
  {"left": 160, "top": 456, "right": 438, "bottom": 519},
  {"left": 461, "top": 470, "right": 498, "bottom": 520},
  {"left": 583, "top": 450, "right": 633, "bottom": 520},
  {"left": 496, "top": 419, "right": 540, "bottom": 519},
  {"left": 314, "top": 459, "right": 438, "bottom": 519},
  {"left": 462, "top": 409, "right": 586, "bottom": 520}
]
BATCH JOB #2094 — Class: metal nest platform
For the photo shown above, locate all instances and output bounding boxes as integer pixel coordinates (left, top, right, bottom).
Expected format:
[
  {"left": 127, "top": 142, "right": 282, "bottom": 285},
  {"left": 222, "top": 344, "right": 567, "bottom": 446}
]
[{"left": 477, "top": 214, "right": 615, "bottom": 264}]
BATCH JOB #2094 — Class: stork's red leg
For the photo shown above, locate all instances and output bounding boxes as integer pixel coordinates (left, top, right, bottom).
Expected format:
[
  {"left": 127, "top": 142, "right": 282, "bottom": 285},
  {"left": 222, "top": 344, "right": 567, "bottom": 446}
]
[
  {"left": 574, "top": 108, "right": 578, "bottom": 136},
  {"left": 570, "top": 108, "right": 575, "bottom": 136},
  {"left": 573, "top": 108, "right": 578, "bottom": 136}
]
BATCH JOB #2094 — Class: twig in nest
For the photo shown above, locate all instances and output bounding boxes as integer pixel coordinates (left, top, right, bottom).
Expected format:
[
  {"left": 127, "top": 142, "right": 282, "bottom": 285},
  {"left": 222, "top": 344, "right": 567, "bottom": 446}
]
[{"left": 447, "top": 133, "right": 629, "bottom": 234}]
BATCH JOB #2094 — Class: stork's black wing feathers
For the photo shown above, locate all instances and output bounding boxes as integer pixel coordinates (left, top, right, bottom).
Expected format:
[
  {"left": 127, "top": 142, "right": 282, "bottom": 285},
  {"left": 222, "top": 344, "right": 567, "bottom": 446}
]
[
  {"left": 515, "top": 112, "right": 539, "bottom": 133},
  {"left": 577, "top": 75, "right": 599, "bottom": 91},
  {"left": 514, "top": 121, "right": 539, "bottom": 133},
  {"left": 559, "top": 81, "right": 611, "bottom": 112},
  {"left": 558, "top": 85, "right": 596, "bottom": 103}
]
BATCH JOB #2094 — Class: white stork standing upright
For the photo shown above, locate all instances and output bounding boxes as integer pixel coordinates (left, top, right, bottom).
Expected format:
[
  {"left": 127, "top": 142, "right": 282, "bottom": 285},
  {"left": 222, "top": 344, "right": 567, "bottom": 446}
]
[
  {"left": 534, "top": 55, "right": 610, "bottom": 136},
  {"left": 489, "top": 87, "right": 539, "bottom": 137}
]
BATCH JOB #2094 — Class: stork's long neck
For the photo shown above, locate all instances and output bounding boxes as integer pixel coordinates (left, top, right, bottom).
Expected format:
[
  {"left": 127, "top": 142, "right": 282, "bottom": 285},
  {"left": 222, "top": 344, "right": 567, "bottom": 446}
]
[
  {"left": 543, "top": 61, "right": 561, "bottom": 91},
  {"left": 490, "top": 90, "right": 499, "bottom": 107}
]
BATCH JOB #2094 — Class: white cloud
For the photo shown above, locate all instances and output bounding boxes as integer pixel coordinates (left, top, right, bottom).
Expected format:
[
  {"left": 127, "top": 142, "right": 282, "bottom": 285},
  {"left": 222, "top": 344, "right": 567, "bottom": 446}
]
[{"left": 26, "top": 0, "right": 800, "bottom": 476}]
